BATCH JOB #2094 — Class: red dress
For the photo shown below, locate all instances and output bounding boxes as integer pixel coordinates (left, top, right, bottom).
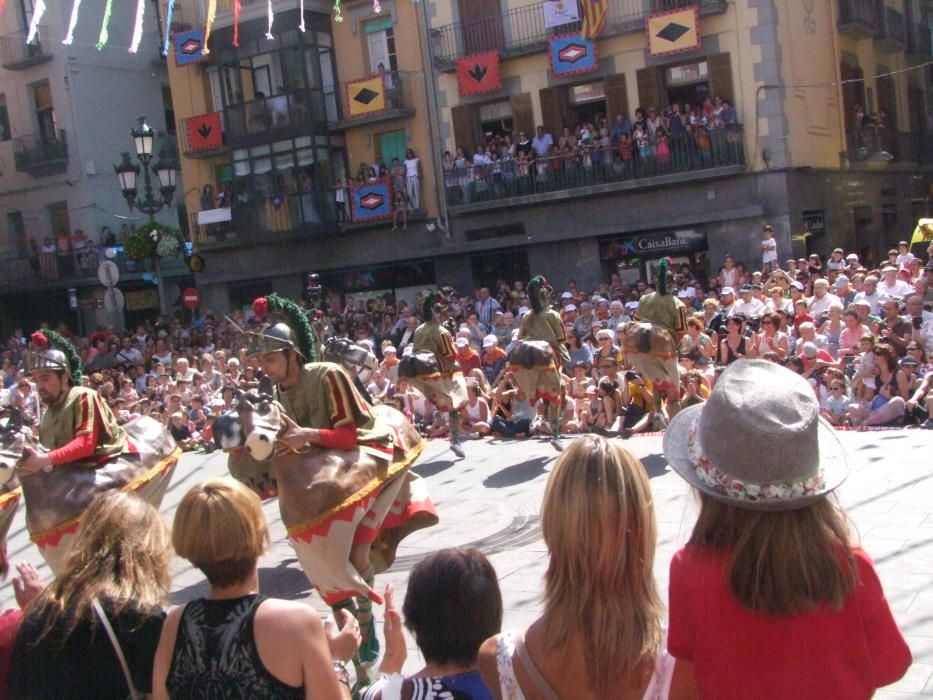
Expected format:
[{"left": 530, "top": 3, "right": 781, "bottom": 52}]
[
  {"left": 0, "top": 609, "right": 23, "bottom": 700},
  {"left": 668, "top": 546, "right": 911, "bottom": 699}
]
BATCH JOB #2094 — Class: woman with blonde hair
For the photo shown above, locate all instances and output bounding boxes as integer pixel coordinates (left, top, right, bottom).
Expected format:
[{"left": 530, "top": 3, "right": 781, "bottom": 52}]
[
  {"left": 478, "top": 435, "right": 695, "bottom": 699},
  {"left": 10, "top": 491, "right": 171, "bottom": 699},
  {"left": 152, "top": 477, "right": 358, "bottom": 699},
  {"left": 664, "top": 360, "right": 910, "bottom": 697}
]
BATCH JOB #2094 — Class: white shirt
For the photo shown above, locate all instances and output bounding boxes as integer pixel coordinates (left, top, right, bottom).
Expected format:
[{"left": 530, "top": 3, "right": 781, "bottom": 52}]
[
  {"left": 731, "top": 297, "right": 765, "bottom": 319},
  {"left": 761, "top": 236, "right": 777, "bottom": 263},
  {"left": 808, "top": 292, "right": 841, "bottom": 319},
  {"left": 853, "top": 290, "right": 881, "bottom": 315},
  {"left": 878, "top": 279, "right": 914, "bottom": 300},
  {"left": 404, "top": 157, "right": 419, "bottom": 178}
]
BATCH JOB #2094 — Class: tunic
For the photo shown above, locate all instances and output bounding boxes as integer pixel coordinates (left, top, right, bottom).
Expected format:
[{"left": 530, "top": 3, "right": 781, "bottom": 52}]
[
  {"left": 40, "top": 386, "right": 128, "bottom": 467},
  {"left": 406, "top": 321, "right": 468, "bottom": 412}
]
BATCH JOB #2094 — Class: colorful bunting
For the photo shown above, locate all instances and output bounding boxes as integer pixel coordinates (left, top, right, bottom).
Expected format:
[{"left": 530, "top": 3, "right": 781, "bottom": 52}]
[
  {"left": 202, "top": 0, "right": 217, "bottom": 54},
  {"left": 26, "top": 0, "right": 46, "bottom": 44},
  {"left": 96, "top": 0, "right": 114, "bottom": 50},
  {"left": 129, "top": 0, "right": 146, "bottom": 53},
  {"left": 63, "top": 0, "right": 82, "bottom": 45},
  {"left": 266, "top": 0, "right": 274, "bottom": 39},
  {"left": 162, "top": 0, "right": 174, "bottom": 56},
  {"left": 186, "top": 112, "right": 224, "bottom": 151},
  {"left": 334, "top": 0, "right": 343, "bottom": 23},
  {"left": 580, "top": 0, "right": 608, "bottom": 39},
  {"left": 233, "top": 0, "right": 241, "bottom": 46},
  {"left": 299, "top": 0, "right": 306, "bottom": 31}
]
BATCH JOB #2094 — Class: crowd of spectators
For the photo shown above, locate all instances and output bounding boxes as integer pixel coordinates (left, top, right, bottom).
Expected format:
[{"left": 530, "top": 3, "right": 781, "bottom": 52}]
[{"left": 443, "top": 98, "right": 742, "bottom": 204}]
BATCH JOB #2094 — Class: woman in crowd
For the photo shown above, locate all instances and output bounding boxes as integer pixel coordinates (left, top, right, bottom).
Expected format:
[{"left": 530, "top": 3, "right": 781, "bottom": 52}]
[
  {"left": 838, "top": 308, "right": 871, "bottom": 359},
  {"left": 664, "top": 360, "right": 911, "bottom": 697},
  {"left": 818, "top": 301, "right": 845, "bottom": 358},
  {"left": 363, "top": 548, "right": 502, "bottom": 699},
  {"left": 462, "top": 381, "right": 492, "bottom": 437},
  {"left": 566, "top": 329, "right": 593, "bottom": 370},
  {"left": 478, "top": 435, "right": 696, "bottom": 699},
  {"left": 679, "top": 317, "right": 716, "bottom": 367},
  {"left": 10, "top": 492, "right": 171, "bottom": 699},
  {"left": 593, "top": 328, "right": 622, "bottom": 381},
  {"left": 848, "top": 343, "right": 910, "bottom": 426},
  {"left": 718, "top": 313, "right": 748, "bottom": 365},
  {"left": 750, "top": 311, "right": 789, "bottom": 360},
  {"left": 152, "top": 478, "right": 357, "bottom": 699}
]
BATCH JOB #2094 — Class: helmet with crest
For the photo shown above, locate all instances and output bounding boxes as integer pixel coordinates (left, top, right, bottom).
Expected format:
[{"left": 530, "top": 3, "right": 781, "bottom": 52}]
[
  {"left": 242, "top": 294, "right": 316, "bottom": 361},
  {"left": 26, "top": 330, "right": 83, "bottom": 384},
  {"left": 526, "top": 275, "right": 553, "bottom": 314},
  {"left": 421, "top": 292, "right": 448, "bottom": 322}
]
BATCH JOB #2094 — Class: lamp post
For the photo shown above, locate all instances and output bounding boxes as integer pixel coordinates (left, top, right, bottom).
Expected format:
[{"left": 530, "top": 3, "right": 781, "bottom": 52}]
[{"left": 113, "top": 117, "right": 178, "bottom": 315}]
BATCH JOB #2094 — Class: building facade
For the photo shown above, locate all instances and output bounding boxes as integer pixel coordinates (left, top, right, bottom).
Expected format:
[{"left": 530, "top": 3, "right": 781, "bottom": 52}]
[
  {"left": 0, "top": 0, "right": 186, "bottom": 334},
  {"left": 170, "top": 0, "right": 931, "bottom": 310}
]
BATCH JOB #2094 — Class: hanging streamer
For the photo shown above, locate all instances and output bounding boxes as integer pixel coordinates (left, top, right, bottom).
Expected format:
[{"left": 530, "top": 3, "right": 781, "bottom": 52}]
[
  {"left": 129, "top": 0, "right": 145, "bottom": 53},
  {"left": 333, "top": 0, "right": 343, "bottom": 23},
  {"left": 299, "top": 0, "right": 305, "bottom": 32},
  {"left": 202, "top": 0, "right": 217, "bottom": 54},
  {"left": 26, "top": 0, "right": 46, "bottom": 44},
  {"left": 162, "top": 0, "right": 174, "bottom": 56},
  {"left": 373, "top": 0, "right": 381, "bottom": 12},
  {"left": 266, "top": 0, "right": 274, "bottom": 39},
  {"left": 95, "top": 0, "right": 114, "bottom": 50},
  {"left": 63, "top": 0, "right": 82, "bottom": 45},
  {"left": 233, "top": 0, "right": 241, "bottom": 46}
]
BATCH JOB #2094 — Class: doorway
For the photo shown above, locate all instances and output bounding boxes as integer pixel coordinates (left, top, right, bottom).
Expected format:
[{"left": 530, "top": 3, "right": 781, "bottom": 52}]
[
  {"left": 470, "top": 248, "right": 529, "bottom": 291},
  {"left": 567, "top": 81, "right": 607, "bottom": 127},
  {"left": 664, "top": 60, "right": 710, "bottom": 110},
  {"left": 458, "top": 0, "right": 504, "bottom": 54},
  {"left": 377, "top": 129, "right": 407, "bottom": 169}
]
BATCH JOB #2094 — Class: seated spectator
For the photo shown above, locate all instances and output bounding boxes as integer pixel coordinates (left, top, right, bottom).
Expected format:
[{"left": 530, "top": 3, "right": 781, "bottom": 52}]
[
  {"left": 478, "top": 436, "right": 693, "bottom": 698},
  {"left": 664, "top": 360, "right": 911, "bottom": 697},
  {"left": 10, "top": 492, "right": 171, "bottom": 700},
  {"left": 481, "top": 334, "right": 507, "bottom": 385},
  {"left": 152, "top": 478, "right": 357, "bottom": 699},
  {"left": 456, "top": 337, "right": 482, "bottom": 375},
  {"left": 363, "top": 548, "right": 501, "bottom": 699},
  {"left": 462, "top": 382, "right": 492, "bottom": 437}
]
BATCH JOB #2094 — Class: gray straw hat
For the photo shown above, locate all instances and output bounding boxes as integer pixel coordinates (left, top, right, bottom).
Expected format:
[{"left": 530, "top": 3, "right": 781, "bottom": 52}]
[{"left": 663, "top": 360, "right": 848, "bottom": 511}]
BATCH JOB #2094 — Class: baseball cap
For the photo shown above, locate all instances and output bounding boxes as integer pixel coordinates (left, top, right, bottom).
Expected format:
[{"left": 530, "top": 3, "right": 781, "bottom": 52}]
[
  {"left": 383, "top": 345, "right": 397, "bottom": 354},
  {"left": 482, "top": 334, "right": 497, "bottom": 348},
  {"left": 565, "top": 304, "right": 577, "bottom": 312},
  {"left": 518, "top": 306, "right": 530, "bottom": 316},
  {"left": 455, "top": 337, "right": 469, "bottom": 348},
  {"left": 738, "top": 284, "right": 754, "bottom": 293},
  {"left": 832, "top": 247, "right": 844, "bottom": 254},
  {"left": 789, "top": 281, "right": 804, "bottom": 291},
  {"left": 677, "top": 290, "right": 690, "bottom": 299},
  {"left": 561, "top": 291, "right": 573, "bottom": 299},
  {"left": 720, "top": 286, "right": 735, "bottom": 296},
  {"left": 834, "top": 275, "right": 850, "bottom": 288},
  {"left": 882, "top": 265, "right": 897, "bottom": 273},
  {"left": 846, "top": 253, "right": 859, "bottom": 261}
]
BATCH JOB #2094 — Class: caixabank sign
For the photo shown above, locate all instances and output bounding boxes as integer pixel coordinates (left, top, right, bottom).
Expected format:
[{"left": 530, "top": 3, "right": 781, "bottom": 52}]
[{"left": 599, "top": 229, "right": 708, "bottom": 260}]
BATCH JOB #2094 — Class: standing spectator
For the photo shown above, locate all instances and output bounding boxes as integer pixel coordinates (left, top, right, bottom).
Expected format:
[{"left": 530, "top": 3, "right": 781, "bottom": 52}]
[
  {"left": 404, "top": 148, "right": 422, "bottom": 210},
  {"left": 664, "top": 360, "right": 911, "bottom": 698},
  {"left": 531, "top": 125, "right": 553, "bottom": 160},
  {"left": 474, "top": 287, "right": 501, "bottom": 330},
  {"left": 760, "top": 225, "right": 777, "bottom": 273}
]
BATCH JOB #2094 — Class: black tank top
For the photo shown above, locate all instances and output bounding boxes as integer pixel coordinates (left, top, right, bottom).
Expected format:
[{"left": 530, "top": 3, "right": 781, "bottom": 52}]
[{"left": 166, "top": 595, "right": 304, "bottom": 699}]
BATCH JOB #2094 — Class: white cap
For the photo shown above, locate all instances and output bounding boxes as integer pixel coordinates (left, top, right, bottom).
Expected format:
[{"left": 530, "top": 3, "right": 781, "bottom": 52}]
[
  {"left": 518, "top": 306, "right": 530, "bottom": 316},
  {"left": 789, "top": 281, "right": 804, "bottom": 291},
  {"left": 846, "top": 253, "right": 859, "bottom": 261},
  {"left": 624, "top": 301, "right": 639, "bottom": 310},
  {"left": 561, "top": 291, "right": 573, "bottom": 299},
  {"left": 455, "top": 337, "right": 469, "bottom": 348},
  {"left": 565, "top": 304, "right": 577, "bottom": 312},
  {"left": 720, "top": 286, "right": 735, "bottom": 296},
  {"left": 383, "top": 345, "right": 397, "bottom": 354},
  {"left": 482, "top": 334, "right": 497, "bottom": 348}
]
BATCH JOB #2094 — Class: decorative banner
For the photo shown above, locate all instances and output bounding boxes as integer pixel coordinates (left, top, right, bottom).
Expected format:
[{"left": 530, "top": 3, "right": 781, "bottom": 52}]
[
  {"left": 352, "top": 180, "right": 392, "bottom": 222},
  {"left": 63, "top": 0, "right": 82, "bottom": 45},
  {"left": 456, "top": 50, "right": 501, "bottom": 97},
  {"left": 346, "top": 75, "right": 386, "bottom": 118},
  {"left": 186, "top": 112, "right": 223, "bottom": 151},
  {"left": 233, "top": 0, "right": 241, "bottom": 46},
  {"left": 646, "top": 6, "right": 700, "bottom": 57},
  {"left": 333, "top": 0, "right": 343, "bottom": 23},
  {"left": 580, "top": 0, "right": 608, "bottom": 39},
  {"left": 174, "top": 29, "right": 208, "bottom": 66},
  {"left": 129, "top": 0, "right": 145, "bottom": 53},
  {"left": 543, "top": 0, "right": 579, "bottom": 28},
  {"left": 266, "top": 0, "right": 274, "bottom": 39},
  {"left": 911, "top": 219, "right": 933, "bottom": 246},
  {"left": 549, "top": 33, "right": 598, "bottom": 77},
  {"left": 95, "top": 0, "right": 114, "bottom": 50},
  {"left": 299, "top": 0, "right": 306, "bottom": 31},
  {"left": 162, "top": 0, "right": 174, "bottom": 55},
  {"left": 202, "top": 0, "right": 217, "bottom": 54},
  {"left": 26, "top": 0, "right": 46, "bottom": 44},
  {"left": 125, "top": 289, "right": 159, "bottom": 312}
]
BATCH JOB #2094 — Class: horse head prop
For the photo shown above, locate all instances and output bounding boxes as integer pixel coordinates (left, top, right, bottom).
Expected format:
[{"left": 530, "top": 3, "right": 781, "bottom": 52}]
[
  {"left": 323, "top": 337, "right": 378, "bottom": 374},
  {"left": 0, "top": 409, "right": 28, "bottom": 486},
  {"left": 214, "top": 391, "right": 285, "bottom": 462}
]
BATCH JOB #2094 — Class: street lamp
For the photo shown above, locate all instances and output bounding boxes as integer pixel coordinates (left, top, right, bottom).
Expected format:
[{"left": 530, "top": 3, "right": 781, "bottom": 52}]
[{"left": 113, "top": 116, "right": 179, "bottom": 315}]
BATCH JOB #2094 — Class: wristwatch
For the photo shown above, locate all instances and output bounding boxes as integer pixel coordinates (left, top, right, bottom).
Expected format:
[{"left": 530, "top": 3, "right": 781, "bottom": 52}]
[{"left": 333, "top": 661, "right": 350, "bottom": 687}]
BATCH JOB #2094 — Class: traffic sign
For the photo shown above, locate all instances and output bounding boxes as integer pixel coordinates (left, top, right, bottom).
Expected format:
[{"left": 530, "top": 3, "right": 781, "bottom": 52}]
[
  {"left": 103, "top": 287, "right": 125, "bottom": 313},
  {"left": 98, "top": 260, "right": 120, "bottom": 287},
  {"left": 182, "top": 287, "right": 201, "bottom": 309}
]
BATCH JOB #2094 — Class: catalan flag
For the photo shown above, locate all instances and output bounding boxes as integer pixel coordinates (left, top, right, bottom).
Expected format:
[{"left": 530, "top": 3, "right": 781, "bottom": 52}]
[{"left": 581, "top": 0, "right": 608, "bottom": 39}]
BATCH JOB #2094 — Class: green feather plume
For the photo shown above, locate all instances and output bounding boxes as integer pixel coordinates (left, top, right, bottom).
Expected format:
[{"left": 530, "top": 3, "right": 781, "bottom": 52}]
[
  {"left": 527, "top": 275, "right": 547, "bottom": 313},
  {"left": 266, "top": 293, "right": 316, "bottom": 362},
  {"left": 44, "top": 329, "right": 83, "bottom": 384}
]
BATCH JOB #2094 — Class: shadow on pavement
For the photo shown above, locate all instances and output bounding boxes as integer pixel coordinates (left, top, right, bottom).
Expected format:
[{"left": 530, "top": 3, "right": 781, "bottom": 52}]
[
  {"left": 413, "top": 459, "right": 456, "bottom": 479},
  {"left": 483, "top": 456, "right": 554, "bottom": 488},
  {"left": 638, "top": 453, "right": 671, "bottom": 479}
]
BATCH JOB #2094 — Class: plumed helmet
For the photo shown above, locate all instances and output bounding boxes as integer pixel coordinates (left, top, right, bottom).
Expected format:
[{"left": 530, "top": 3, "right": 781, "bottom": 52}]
[
  {"left": 243, "top": 322, "right": 302, "bottom": 358},
  {"left": 25, "top": 331, "right": 82, "bottom": 383},
  {"left": 242, "top": 294, "right": 315, "bottom": 361},
  {"left": 422, "top": 292, "right": 448, "bottom": 321},
  {"left": 526, "top": 275, "right": 552, "bottom": 313}
]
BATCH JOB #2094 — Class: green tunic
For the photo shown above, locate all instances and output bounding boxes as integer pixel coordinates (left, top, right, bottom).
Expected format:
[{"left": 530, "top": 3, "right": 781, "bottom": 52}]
[
  {"left": 40, "top": 386, "right": 127, "bottom": 467},
  {"left": 635, "top": 292, "right": 688, "bottom": 337},
  {"left": 520, "top": 309, "right": 570, "bottom": 366},
  {"left": 412, "top": 321, "right": 458, "bottom": 374}
]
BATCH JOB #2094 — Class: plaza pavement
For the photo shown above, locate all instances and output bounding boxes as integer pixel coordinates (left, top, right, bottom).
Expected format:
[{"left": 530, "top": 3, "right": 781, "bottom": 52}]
[{"left": 1, "top": 429, "right": 931, "bottom": 697}]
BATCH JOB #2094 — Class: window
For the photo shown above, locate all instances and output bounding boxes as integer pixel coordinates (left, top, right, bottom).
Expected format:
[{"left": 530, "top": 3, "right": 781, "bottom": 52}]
[
  {"left": 569, "top": 81, "right": 606, "bottom": 105},
  {"left": 32, "top": 81, "right": 56, "bottom": 142},
  {"left": 666, "top": 61, "right": 709, "bottom": 87},
  {"left": 478, "top": 100, "right": 513, "bottom": 138},
  {"left": 364, "top": 18, "right": 397, "bottom": 73},
  {"left": 0, "top": 95, "right": 10, "bottom": 142}
]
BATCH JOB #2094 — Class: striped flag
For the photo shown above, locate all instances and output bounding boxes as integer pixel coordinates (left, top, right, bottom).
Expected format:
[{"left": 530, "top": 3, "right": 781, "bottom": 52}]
[{"left": 581, "top": 0, "right": 608, "bottom": 39}]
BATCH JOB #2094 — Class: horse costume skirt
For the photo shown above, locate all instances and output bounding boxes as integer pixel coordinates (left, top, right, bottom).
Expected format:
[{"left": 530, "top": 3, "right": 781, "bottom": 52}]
[
  {"left": 399, "top": 353, "right": 467, "bottom": 412},
  {"left": 622, "top": 322, "right": 681, "bottom": 396},
  {"left": 508, "top": 341, "right": 561, "bottom": 404}
]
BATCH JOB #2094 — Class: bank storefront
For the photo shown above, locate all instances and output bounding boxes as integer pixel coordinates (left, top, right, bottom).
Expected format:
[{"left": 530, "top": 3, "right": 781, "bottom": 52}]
[{"left": 600, "top": 228, "right": 709, "bottom": 284}]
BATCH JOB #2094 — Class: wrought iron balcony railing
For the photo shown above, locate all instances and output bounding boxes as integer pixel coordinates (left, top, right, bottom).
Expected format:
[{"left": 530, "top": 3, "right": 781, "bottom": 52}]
[
  {"left": 13, "top": 130, "right": 68, "bottom": 177},
  {"left": 0, "top": 25, "right": 53, "bottom": 69},
  {"left": 837, "top": 0, "right": 877, "bottom": 39}
]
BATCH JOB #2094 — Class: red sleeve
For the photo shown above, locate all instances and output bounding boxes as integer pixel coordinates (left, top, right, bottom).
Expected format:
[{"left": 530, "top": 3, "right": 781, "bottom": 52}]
[
  {"left": 316, "top": 424, "right": 357, "bottom": 451},
  {"left": 853, "top": 550, "right": 912, "bottom": 688},
  {"left": 48, "top": 393, "right": 101, "bottom": 466},
  {"left": 667, "top": 548, "right": 696, "bottom": 661}
]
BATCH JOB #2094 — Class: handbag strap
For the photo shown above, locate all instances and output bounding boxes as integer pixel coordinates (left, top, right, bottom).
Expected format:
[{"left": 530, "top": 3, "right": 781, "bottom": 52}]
[
  {"left": 92, "top": 598, "right": 143, "bottom": 700},
  {"left": 513, "top": 632, "right": 563, "bottom": 700}
]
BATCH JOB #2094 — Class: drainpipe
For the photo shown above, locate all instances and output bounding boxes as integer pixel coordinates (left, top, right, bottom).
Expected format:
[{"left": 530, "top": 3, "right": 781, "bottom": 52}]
[{"left": 828, "top": 0, "right": 849, "bottom": 168}]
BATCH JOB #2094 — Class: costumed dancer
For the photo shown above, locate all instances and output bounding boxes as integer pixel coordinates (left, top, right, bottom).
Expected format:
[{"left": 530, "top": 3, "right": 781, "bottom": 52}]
[
  {"left": 239, "top": 294, "right": 436, "bottom": 665},
  {"left": 398, "top": 292, "right": 469, "bottom": 458},
  {"left": 509, "top": 275, "right": 569, "bottom": 451},
  {"left": 627, "top": 258, "right": 688, "bottom": 427},
  {"left": 18, "top": 331, "right": 180, "bottom": 572}
]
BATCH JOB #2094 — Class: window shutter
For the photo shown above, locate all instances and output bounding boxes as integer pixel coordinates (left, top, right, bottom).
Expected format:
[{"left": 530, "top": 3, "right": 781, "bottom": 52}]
[
  {"left": 538, "top": 87, "right": 563, "bottom": 135},
  {"left": 451, "top": 103, "right": 479, "bottom": 152},
  {"left": 510, "top": 93, "right": 535, "bottom": 141},
  {"left": 707, "top": 53, "right": 735, "bottom": 103},
  {"left": 604, "top": 73, "right": 630, "bottom": 121},
  {"left": 635, "top": 67, "right": 663, "bottom": 112}
]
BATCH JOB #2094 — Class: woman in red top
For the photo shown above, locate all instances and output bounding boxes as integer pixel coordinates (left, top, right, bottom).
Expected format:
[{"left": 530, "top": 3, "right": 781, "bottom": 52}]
[{"left": 663, "top": 360, "right": 911, "bottom": 699}]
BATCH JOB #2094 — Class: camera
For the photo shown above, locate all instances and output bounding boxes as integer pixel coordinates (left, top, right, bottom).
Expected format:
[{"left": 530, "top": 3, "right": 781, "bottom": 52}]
[{"left": 625, "top": 370, "right": 639, "bottom": 381}]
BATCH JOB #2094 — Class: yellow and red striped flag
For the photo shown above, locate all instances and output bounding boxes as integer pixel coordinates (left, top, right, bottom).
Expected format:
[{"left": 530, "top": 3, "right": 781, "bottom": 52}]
[{"left": 581, "top": 0, "right": 608, "bottom": 38}]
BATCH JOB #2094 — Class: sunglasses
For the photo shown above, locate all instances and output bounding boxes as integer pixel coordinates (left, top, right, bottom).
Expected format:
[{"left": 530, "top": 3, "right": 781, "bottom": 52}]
[{"left": 830, "top": 386, "right": 843, "bottom": 391}]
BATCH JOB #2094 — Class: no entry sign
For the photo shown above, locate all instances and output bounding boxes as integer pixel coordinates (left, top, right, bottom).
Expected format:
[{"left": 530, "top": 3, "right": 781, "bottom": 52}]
[{"left": 182, "top": 287, "right": 201, "bottom": 309}]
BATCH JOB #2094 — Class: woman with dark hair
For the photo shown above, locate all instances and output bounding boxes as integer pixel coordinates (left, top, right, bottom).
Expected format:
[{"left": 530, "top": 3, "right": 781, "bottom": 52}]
[
  {"left": 848, "top": 343, "right": 909, "bottom": 426},
  {"left": 363, "top": 547, "right": 501, "bottom": 699},
  {"left": 750, "top": 311, "right": 789, "bottom": 360},
  {"left": 566, "top": 328, "right": 593, "bottom": 370},
  {"left": 718, "top": 314, "right": 748, "bottom": 365}
]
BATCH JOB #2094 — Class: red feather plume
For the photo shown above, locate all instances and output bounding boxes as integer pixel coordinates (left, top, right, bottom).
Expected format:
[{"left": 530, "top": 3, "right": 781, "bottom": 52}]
[
  {"left": 252, "top": 297, "right": 268, "bottom": 320},
  {"left": 31, "top": 332, "right": 48, "bottom": 349}
]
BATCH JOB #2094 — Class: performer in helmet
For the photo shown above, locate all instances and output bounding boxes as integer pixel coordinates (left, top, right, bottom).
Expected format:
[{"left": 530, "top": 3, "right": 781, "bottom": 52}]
[
  {"left": 629, "top": 258, "right": 688, "bottom": 426},
  {"left": 399, "top": 292, "right": 468, "bottom": 458},
  {"left": 20, "top": 331, "right": 130, "bottom": 476},
  {"left": 509, "top": 276, "right": 569, "bottom": 451},
  {"left": 244, "top": 294, "right": 429, "bottom": 663}
]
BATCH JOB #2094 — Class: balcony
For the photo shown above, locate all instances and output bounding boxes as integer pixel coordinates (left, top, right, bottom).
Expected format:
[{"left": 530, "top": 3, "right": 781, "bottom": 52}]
[
  {"left": 330, "top": 71, "right": 416, "bottom": 130},
  {"left": 905, "top": 20, "right": 931, "bottom": 62},
  {"left": 13, "top": 130, "right": 68, "bottom": 177},
  {"left": 445, "top": 126, "right": 745, "bottom": 210},
  {"left": 875, "top": 4, "right": 906, "bottom": 52},
  {"left": 429, "top": 0, "right": 725, "bottom": 65},
  {"left": 224, "top": 89, "right": 328, "bottom": 147},
  {"left": 837, "top": 0, "right": 877, "bottom": 39},
  {"left": 179, "top": 111, "right": 228, "bottom": 158},
  {"left": 0, "top": 25, "right": 53, "bottom": 70},
  {"left": 845, "top": 128, "right": 933, "bottom": 166}
]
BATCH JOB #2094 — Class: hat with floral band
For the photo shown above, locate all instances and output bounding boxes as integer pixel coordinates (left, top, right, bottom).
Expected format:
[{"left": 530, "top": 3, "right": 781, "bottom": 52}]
[{"left": 663, "top": 360, "right": 848, "bottom": 511}]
